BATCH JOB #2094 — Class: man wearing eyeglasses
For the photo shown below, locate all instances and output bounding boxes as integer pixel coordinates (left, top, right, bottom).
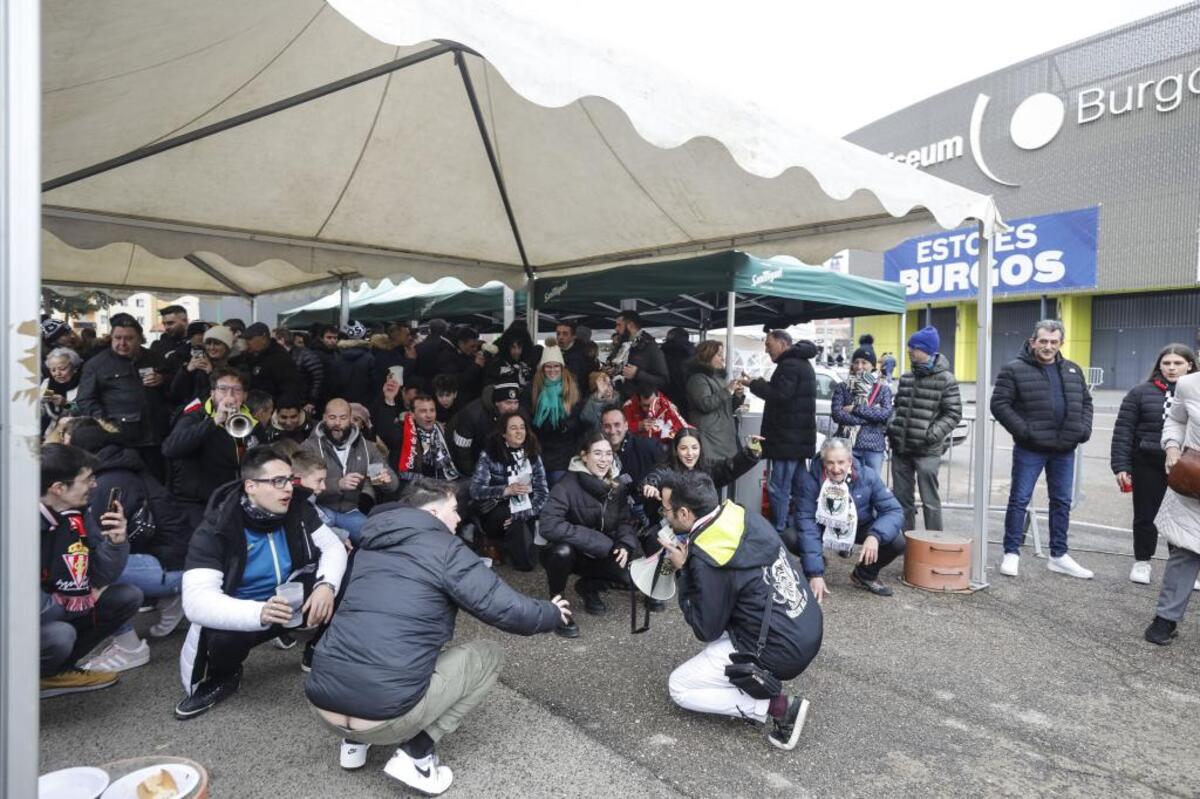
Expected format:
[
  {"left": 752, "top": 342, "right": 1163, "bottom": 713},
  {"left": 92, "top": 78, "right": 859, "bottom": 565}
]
[
  {"left": 161, "top": 366, "right": 263, "bottom": 528},
  {"left": 175, "top": 446, "right": 347, "bottom": 720}
]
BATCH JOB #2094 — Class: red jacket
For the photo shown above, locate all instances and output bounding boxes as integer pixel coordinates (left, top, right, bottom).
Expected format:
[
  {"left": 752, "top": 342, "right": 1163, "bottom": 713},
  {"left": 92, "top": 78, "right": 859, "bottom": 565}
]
[{"left": 623, "top": 393, "right": 687, "bottom": 442}]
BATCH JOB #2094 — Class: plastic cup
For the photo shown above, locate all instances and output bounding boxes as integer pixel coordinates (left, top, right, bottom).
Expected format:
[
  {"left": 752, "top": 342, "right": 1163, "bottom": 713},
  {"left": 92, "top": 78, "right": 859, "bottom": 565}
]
[
  {"left": 138, "top": 367, "right": 154, "bottom": 380},
  {"left": 275, "top": 581, "right": 305, "bottom": 628},
  {"left": 367, "top": 462, "right": 385, "bottom": 480}
]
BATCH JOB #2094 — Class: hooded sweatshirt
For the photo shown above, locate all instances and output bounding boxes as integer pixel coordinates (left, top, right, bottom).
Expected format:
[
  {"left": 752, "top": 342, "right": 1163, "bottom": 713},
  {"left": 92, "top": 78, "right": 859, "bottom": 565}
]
[{"left": 677, "top": 500, "right": 823, "bottom": 679}]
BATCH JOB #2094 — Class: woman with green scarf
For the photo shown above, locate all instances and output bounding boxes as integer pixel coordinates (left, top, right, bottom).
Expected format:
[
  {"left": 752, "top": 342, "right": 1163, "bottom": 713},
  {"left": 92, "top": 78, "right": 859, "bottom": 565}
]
[{"left": 527, "top": 346, "right": 583, "bottom": 487}]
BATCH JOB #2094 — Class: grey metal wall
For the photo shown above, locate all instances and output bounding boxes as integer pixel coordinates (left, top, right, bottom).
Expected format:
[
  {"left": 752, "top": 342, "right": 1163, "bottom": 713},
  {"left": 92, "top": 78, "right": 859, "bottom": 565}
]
[
  {"left": 1092, "top": 289, "right": 1200, "bottom": 388},
  {"left": 929, "top": 306, "right": 957, "bottom": 371},
  {"left": 844, "top": 5, "right": 1200, "bottom": 294},
  {"left": 991, "top": 301, "right": 1042, "bottom": 381}
]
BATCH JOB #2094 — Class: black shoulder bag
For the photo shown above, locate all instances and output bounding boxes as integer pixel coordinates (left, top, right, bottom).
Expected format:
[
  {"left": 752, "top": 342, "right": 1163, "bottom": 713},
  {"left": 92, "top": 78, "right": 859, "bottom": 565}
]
[{"left": 724, "top": 601, "right": 783, "bottom": 699}]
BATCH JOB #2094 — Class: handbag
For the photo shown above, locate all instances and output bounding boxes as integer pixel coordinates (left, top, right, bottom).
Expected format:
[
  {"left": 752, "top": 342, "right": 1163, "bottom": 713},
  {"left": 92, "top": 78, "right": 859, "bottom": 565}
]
[
  {"left": 723, "top": 598, "right": 783, "bottom": 700},
  {"left": 1167, "top": 449, "right": 1200, "bottom": 500}
]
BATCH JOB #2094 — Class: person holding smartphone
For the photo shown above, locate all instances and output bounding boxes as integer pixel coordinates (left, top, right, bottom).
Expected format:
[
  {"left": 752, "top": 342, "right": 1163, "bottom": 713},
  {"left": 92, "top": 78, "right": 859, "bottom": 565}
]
[{"left": 39, "top": 444, "right": 142, "bottom": 698}]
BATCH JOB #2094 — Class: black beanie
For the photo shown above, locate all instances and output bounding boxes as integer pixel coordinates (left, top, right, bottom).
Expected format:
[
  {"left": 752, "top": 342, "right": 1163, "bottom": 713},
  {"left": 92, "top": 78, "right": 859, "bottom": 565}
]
[{"left": 851, "top": 334, "right": 877, "bottom": 366}]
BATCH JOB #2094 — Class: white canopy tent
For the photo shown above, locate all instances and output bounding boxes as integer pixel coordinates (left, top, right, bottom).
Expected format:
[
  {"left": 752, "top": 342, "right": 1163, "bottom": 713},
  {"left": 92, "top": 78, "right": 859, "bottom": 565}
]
[{"left": 5, "top": 3, "right": 1005, "bottom": 792}]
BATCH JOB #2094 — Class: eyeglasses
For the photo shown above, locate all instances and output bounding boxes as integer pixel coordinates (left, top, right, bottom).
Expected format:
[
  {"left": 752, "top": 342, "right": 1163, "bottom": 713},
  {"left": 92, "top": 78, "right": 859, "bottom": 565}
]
[
  {"left": 213, "top": 384, "right": 245, "bottom": 394},
  {"left": 247, "top": 475, "right": 294, "bottom": 490}
]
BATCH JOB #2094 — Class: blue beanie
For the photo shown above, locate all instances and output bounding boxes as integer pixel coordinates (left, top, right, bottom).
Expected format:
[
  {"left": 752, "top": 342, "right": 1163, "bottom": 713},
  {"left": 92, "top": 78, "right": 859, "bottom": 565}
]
[{"left": 908, "top": 326, "right": 940, "bottom": 357}]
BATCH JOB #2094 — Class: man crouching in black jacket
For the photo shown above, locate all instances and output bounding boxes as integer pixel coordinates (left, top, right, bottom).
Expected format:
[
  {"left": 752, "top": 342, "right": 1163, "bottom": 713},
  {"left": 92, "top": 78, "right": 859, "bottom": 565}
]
[
  {"left": 659, "top": 471, "right": 823, "bottom": 752},
  {"left": 305, "top": 478, "right": 570, "bottom": 796}
]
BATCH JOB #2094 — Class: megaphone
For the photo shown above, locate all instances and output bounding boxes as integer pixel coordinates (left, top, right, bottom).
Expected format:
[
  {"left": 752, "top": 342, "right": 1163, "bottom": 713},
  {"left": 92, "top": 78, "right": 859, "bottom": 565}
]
[
  {"left": 225, "top": 412, "right": 255, "bottom": 439},
  {"left": 629, "top": 551, "right": 676, "bottom": 602}
]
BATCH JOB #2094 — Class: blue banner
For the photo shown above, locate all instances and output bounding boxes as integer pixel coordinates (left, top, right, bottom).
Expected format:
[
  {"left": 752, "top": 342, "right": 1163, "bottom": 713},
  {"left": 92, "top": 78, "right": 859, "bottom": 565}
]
[{"left": 883, "top": 206, "right": 1099, "bottom": 302}]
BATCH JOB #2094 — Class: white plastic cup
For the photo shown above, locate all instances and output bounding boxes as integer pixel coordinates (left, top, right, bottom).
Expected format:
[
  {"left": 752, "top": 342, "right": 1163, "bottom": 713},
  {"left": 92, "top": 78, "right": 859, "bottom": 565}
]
[
  {"left": 367, "top": 462, "right": 385, "bottom": 480},
  {"left": 275, "top": 581, "right": 305, "bottom": 628},
  {"left": 138, "top": 367, "right": 154, "bottom": 381}
]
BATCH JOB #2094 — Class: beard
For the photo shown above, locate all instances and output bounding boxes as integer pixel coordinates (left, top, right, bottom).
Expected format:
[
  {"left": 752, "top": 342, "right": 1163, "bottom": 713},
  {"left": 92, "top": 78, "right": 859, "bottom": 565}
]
[{"left": 326, "top": 425, "right": 349, "bottom": 444}]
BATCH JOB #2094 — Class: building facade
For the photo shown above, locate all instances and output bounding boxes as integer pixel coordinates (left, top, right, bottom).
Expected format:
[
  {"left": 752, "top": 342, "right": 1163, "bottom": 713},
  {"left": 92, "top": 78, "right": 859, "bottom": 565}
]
[{"left": 845, "top": 6, "right": 1200, "bottom": 389}]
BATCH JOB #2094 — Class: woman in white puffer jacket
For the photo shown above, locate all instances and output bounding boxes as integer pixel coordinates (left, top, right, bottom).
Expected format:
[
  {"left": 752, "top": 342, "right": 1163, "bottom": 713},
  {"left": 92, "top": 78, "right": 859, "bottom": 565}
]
[{"left": 1145, "top": 371, "right": 1200, "bottom": 645}]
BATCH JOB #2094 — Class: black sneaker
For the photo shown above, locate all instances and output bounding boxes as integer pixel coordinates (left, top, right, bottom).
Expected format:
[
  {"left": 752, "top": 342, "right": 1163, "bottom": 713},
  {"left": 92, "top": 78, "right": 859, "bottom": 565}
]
[
  {"left": 646, "top": 598, "right": 667, "bottom": 612},
  {"left": 175, "top": 670, "right": 241, "bottom": 720},
  {"left": 555, "top": 619, "right": 580, "bottom": 639},
  {"left": 1144, "top": 616, "right": 1178, "bottom": 646},
  {"left": 767, "top": 696, "right": 810, "bottom": 751},
  {"left": 577, "top": 580, "right": 607, "bottom": 615},
  {"left": 850, "top": 570, "right": 894, "bottom": 597},
  {"left": 301, "top": 645, "right": 314, "bottom": 673},
  {"left": 272, "top": 632, "right": 297, "bottom": 650}
]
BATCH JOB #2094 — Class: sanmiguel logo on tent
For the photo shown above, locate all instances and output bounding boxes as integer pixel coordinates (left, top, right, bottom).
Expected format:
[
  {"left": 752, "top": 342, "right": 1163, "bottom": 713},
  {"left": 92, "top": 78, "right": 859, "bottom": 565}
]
[
  {"left": 750, "top": 267, "right": 783, "bottom": 287},
  {"left": 543, "top": 281, "right": 569, "bottom": 303},
  {"left": 883, "top": 206, "right": 1098, "bottom": 302}
]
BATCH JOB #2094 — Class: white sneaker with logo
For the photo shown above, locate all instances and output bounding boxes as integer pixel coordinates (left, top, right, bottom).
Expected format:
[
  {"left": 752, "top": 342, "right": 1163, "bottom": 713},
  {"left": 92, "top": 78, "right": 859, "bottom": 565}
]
[
  {"left": 340, "top": 739, "right": 370, "bottom": 770},
  {"left": 1129, "top": 561, "right": 1152, "bottom": 585},
  {"left": 80, "top": 638, "right": 150, "bottom": 673},
  {"left": 999, "top": 553, "right": 1019, "bottom": 577},
  {"left": 1048, "top": 554, "right": 1093, "bottom": 579},
  {"left": 383, "top": 749, "right": 453, "bottom": 795}
]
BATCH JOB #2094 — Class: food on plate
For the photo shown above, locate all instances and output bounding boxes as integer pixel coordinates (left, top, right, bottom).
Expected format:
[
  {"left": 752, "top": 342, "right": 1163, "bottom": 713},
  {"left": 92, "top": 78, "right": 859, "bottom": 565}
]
[{"left": 136, "top": 768, "right": 179, "bottom": 799}]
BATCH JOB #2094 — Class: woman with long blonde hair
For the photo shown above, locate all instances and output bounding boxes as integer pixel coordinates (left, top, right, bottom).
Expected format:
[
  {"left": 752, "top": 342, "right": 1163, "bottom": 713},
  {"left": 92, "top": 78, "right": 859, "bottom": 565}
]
[{"left": 528, "top": 346, "right": 582, "bottom": 486}]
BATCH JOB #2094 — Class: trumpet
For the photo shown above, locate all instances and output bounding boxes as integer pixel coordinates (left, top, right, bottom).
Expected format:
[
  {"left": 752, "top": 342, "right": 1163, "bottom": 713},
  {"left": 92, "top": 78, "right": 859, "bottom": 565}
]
[{"left": 225, "top": 412, "right": 256, "bottom": 439}]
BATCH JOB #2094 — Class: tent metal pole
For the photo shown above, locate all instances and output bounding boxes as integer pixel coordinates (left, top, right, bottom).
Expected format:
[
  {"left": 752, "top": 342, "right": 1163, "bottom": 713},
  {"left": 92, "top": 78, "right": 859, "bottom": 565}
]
[
  {"left": 454, "top": 52, "right": 533, "bottom": 280},
  {"left": 1, "top": 0, "right": 42, "bottom": 793},
  {"left": 250, "top": 297, "right": 259, "bottom": 324},
  {"left": 899, "top": 311, "right": 907, "bottom": 378},
  {"left": 502, "top": 285, "right": 515, "bottom": 329},
  {"left": 183, "top": 254, "right": 252, "bottom": 299},
  {"left": 971, "top": 221, "right": 993, "bottom": 590},
  {"left": 725, "top": 292, "right": 736, "bottom": 378},
  {"left": 526, "top": 281, "right": 537, "bottom": 336},
  {"left": 339, "top": 279, "right": 351, "bottom": 328},
  {"left": 43, "top": 43, "right": 459, "bottom": 192}
]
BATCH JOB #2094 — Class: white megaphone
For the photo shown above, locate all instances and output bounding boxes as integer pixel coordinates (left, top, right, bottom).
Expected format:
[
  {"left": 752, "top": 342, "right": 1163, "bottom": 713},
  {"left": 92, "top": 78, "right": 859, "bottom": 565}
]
[{"left": 629, "top": 550, "right": 676, "bottom": 602}]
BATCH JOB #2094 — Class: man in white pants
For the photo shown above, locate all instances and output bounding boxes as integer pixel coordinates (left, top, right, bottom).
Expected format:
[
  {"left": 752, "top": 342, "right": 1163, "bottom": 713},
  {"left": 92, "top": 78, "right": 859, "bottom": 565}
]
[{"left": 659, "top": 472, "right": 823, "bottom": 750}]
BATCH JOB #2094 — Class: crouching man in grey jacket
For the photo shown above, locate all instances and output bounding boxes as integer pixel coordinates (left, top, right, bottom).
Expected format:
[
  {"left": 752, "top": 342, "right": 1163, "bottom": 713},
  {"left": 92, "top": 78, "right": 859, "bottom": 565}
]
[{"left": 305, "top": 478, "right": 571, "bottom": 796}]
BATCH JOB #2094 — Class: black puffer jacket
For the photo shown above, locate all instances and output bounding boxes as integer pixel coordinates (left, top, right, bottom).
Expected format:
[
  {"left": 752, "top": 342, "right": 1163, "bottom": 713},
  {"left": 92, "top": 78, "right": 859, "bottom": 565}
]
[
  {"left": 1110, "top": 380, "right": 1172, "bottom": 473},
  {"left": 305, "top": 506, "right": 560, "bottom": 721},
  {"left": 85, "top": 443, "right": 192, "bottom": 570},
  {"left": 329, "top": 341, "right": 376, "bottom": 407},
  {"left": 232, "top": 340, "right": 305, "bottom": 406},
  {"left": 747, "top": 342, "right": 819, "bottom": 461},
  {"left": 991, "top": 345, "right": 1092, "bottom": 453},
  {"left": 887, "top": 354, "right": 962, "bottom": 456},
  {"left": 290, "top": 345, "right": 326, "bottom": 409},
  {"left": 660, "top": 338, "right": 696, "bottom": 414},
  {"left": 541, "top": 461, "right": 639, "bottom": 558}
]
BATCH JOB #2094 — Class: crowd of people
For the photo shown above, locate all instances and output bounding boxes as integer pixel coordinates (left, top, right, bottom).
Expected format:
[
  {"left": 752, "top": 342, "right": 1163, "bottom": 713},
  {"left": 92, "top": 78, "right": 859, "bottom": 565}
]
[{"left": 35, "top": 304, "right": 1200, "bottom": 793}]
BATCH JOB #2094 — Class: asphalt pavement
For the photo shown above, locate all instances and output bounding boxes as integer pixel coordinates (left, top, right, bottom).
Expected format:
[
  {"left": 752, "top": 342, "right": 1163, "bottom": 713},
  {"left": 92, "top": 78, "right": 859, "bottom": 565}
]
[{"left": 40, "top": 391, "right": 1200, "bottom": 798}]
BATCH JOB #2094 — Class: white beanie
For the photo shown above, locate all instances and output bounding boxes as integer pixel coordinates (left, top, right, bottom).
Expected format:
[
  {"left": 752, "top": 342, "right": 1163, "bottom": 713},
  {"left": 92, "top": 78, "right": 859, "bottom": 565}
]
[
  {"left": 539, "top": 345, "right": 565, "bottom": 369},
  {"left": 204, "top": 325, "right": 235, "bottom": 349}
]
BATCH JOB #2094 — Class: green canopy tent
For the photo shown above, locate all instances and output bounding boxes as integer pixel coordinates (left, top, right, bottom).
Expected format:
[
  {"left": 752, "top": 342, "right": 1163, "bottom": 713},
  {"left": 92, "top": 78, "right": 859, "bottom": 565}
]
[
  {"left": 532, "top": 250, "right": 907, "bottom": 331},
  {"left": 282, "top": 276, "right": 527, "bottom": 331}
]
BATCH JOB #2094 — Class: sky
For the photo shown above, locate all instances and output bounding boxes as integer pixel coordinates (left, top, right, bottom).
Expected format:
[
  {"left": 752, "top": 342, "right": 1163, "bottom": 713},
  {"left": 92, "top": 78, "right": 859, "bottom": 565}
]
[{"left": 527, "top": 0, "right": 1187, "bottom": 137}]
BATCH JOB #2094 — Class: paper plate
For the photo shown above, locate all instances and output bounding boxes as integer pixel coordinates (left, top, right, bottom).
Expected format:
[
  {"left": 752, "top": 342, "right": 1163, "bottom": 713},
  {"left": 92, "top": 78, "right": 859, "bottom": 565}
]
[
  {"left": 39, "top": 767, "right": 109, "bottom": 799},
  {"left": 100, "top": 764, "right": 200, "bottom": 799}
]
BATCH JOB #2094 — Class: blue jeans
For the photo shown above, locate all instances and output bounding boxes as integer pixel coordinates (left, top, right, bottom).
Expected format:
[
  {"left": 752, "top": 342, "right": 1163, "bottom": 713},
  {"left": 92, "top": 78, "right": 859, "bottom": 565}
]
[
  {"left": 766, "top": 459, "right": 805, "bottom": 531},
  {"left": 326, "top": 508, "right": 367, "bottom": 545},
  {"left": 1003, "top": 445, "right": 1075, "bottom": 558},
  {"left": 115, "top": 554, "right": 183, "bottom": 634},
  {"left": 854, "top": 449, "right": 885, "bottom": 476}
]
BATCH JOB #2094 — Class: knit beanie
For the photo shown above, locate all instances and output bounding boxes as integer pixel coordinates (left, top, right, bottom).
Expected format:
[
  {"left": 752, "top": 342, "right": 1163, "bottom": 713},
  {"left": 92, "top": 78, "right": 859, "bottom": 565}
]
[
  {"left": 908, "top": 326, "right": 940, "bottom": 357},
  {"left": 851, "top": 334, "right": 877, "bottom": 366},
  {"left": 539, "top": 345, "right": 565, "bottom": 369}
]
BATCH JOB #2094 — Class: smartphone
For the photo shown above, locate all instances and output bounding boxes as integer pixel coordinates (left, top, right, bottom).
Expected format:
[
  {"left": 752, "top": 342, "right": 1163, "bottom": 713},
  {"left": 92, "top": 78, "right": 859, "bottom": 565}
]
[
  {"left": 191, "top": 346, "right": 204, "bottom": 359},
  {"left": 106, "top": 487, "right": 123, "bottom": 514}
]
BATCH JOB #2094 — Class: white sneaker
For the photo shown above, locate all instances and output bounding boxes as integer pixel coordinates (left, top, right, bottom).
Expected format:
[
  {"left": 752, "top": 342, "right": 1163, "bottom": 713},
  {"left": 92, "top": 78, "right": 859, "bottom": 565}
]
[
  {"left": 148, "top": 595, "right": 185, "bottom": 637},
  {"left": 383, "top": 749, "right": 453, "bottom": 795},
  {"left": 340, "top": 739, "right": 370, "bottom": 770},
  {"left": 1048, "top": 554, "right": 1093, "bottom": 579},
  {"left": 80, "top": 639, "right": 150, "bottom": 673},
  {"left": 1129, "top": 561, "right": 1152, "bottom": 585},
  {"left": 999, "top": 553, "right": 1019, "bottom": 577},
  {"left": 1193, "top": 579, "right": 1199, "bottom": 592}
]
